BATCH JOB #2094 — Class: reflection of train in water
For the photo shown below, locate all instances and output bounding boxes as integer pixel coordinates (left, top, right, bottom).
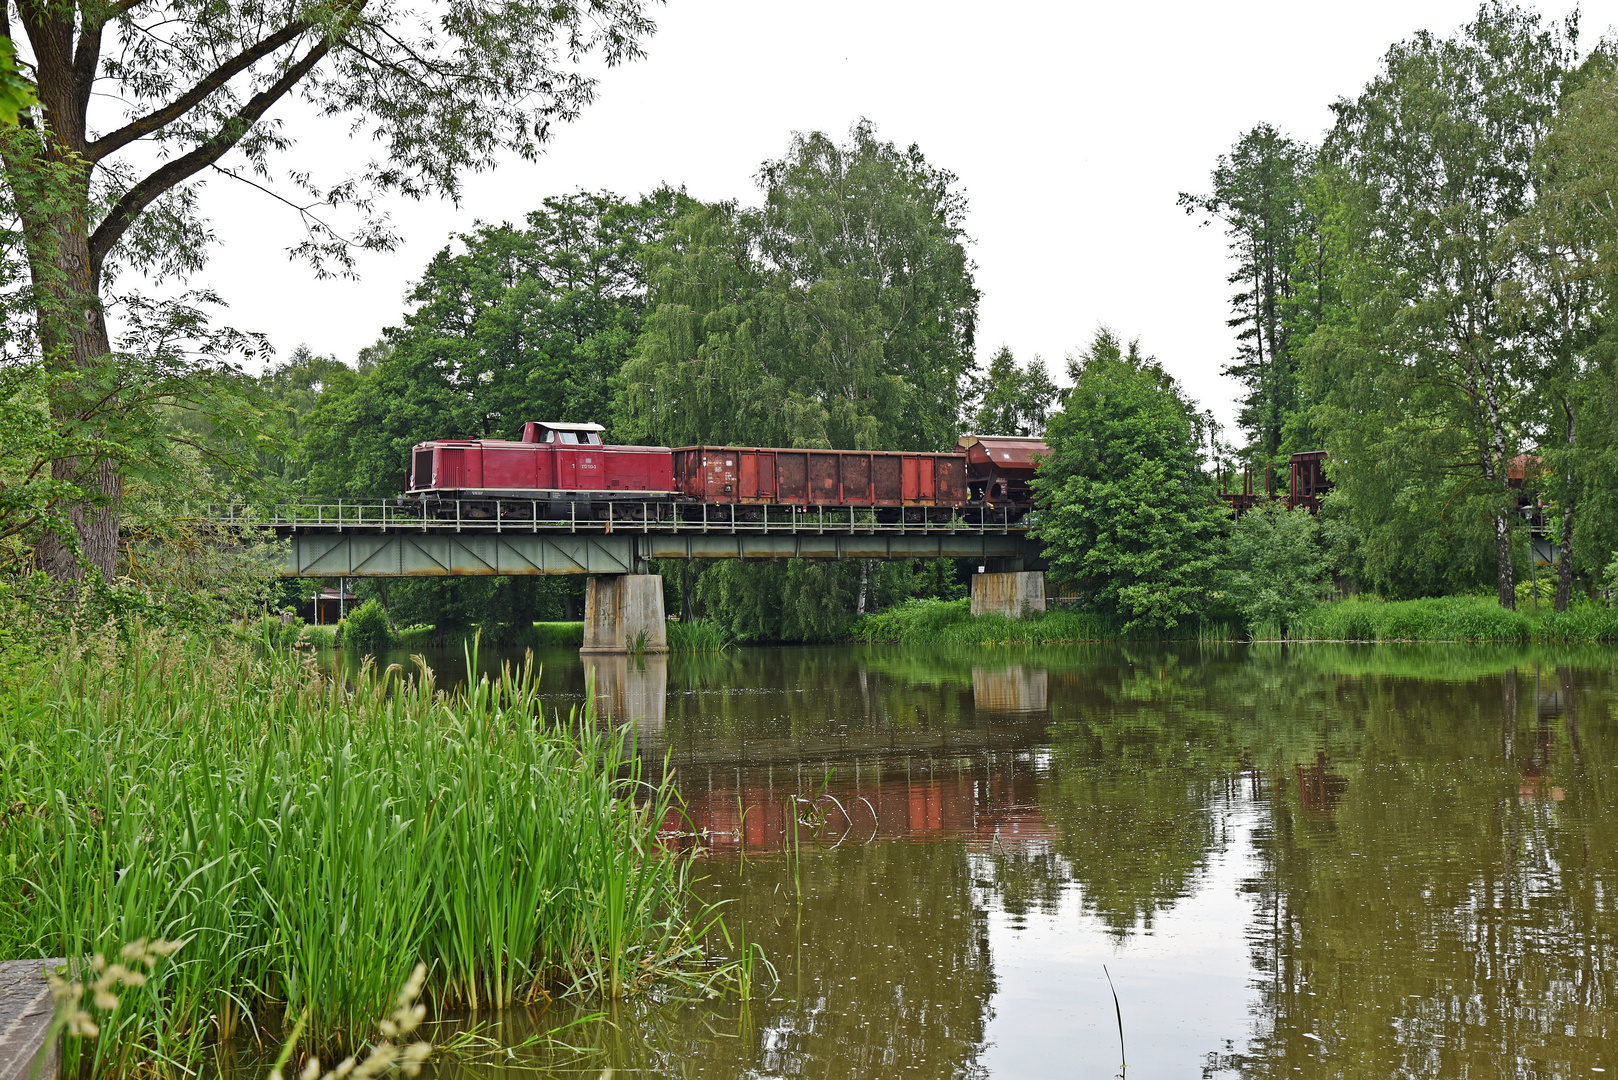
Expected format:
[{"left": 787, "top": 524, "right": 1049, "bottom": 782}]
[{"left": 406, "top": 421, "right": 1047, "bottom": 523}]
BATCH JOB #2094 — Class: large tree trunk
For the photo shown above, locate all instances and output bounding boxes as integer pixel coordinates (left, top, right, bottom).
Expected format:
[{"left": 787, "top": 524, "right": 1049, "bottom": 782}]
[
  {"left": 7, "top": 2, "right": 123, "bottom": 584},
  {"left": 28, "top": 214, "right": 122, "bottom": 583}
]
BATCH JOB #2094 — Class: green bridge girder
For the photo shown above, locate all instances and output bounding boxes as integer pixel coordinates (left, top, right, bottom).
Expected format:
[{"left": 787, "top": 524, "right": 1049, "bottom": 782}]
[{"left": 285, "top": 529, "right": 1042, "bottom": 577}]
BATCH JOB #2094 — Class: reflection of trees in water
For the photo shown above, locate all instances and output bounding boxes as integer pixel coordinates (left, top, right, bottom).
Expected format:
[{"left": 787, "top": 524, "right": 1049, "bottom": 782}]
[{"left": 1233, "top": 668, "right": 1618, "bottom": 1078}]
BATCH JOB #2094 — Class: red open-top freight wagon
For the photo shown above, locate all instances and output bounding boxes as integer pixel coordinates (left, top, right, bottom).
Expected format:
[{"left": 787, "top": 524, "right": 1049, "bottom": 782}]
[{"left": 672, "top": 446, "right": 969, "bottom": 518}]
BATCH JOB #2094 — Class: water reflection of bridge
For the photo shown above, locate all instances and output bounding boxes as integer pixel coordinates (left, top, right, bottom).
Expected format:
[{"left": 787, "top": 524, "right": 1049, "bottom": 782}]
[
  {"left": 583, "top": 653, "right": 1051, "bottom": 767},
  {"left": 662, "top": 752, "right": 1056, "bottom": 856},
  {"left": 577, "top": 652, "right": 1059, "bottom": 855}
]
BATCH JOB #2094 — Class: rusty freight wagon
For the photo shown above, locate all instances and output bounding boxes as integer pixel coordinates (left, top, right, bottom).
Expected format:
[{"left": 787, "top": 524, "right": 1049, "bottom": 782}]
[
  {"left": 408, "top": 421, "right": 675, "bottom": 519},
  {"left": 671, "top": 447, "right": 971, "bottom": 521},
  {"left": 956, "top": 435, "right": 1045, "bottom": 508}
]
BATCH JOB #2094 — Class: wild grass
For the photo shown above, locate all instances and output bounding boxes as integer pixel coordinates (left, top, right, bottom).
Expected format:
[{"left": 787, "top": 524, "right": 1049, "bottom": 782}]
[
  {"left": 0, "top": 628, "right": 712, "bottom": 1079},
  {"left": 848, "top": 598, "right": 1231, "bottom": 644},
  {"left": 531, "top": 621, "right": 586, "bottom": 647},
  {"left": 666, "top": 618, "right": 733, "bottom": 653},
  {"left": 1287, "top": 595, "right": 1618, "bottom": 642}
]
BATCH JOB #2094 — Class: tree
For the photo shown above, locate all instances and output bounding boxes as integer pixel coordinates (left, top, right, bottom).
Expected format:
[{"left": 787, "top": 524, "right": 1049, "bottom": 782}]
[
  {"left": 971, "top": 345, "right": 1057, "bottom": 436},
  {"left": 1499, "top": 57, "right": 1618, "bottom": 609},
  {"left": 1222, "top": 501, "right": 1331, "bottom": 637},
  {"left": 619, "top": 122, "right": 982, "bottom": 639},
  {"left": 2, "top": 0, "right": 657, "bottom": 582},
  {"left": 1033, "top": 328, "right": 1228, "bottom": 633},
  {"left": 620, "top": 120, "right": 980, "bottom": 453},
  {"left": 1308, "top": 2, "right": 1578, "bottom": 609},
  {"left": 1180, "top": 124, "right": 1319, "bottom": 464}
]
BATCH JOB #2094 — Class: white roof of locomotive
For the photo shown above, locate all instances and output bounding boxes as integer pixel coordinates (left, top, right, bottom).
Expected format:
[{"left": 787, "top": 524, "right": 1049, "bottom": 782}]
[{"left": 528, "top": 421, "right": 605, "bottom": 433}]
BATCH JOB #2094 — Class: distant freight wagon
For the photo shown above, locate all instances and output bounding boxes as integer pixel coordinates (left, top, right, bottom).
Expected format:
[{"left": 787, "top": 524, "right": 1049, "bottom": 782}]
[{"left": 406, "top": 421, "right": 1045, "bottom": 522}]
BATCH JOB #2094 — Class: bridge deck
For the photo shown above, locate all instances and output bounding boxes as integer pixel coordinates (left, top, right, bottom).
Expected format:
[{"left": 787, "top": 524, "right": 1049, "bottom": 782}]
[
  {"left": 220, "top": 499, "right": 1033, "bottom": 536},
  {"left": 214, "top": 501, "right": 1042, "bottom": 577}
]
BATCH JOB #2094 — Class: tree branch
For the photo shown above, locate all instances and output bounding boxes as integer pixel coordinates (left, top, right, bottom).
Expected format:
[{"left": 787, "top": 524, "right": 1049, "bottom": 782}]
[
  {"left": 87, "top": 18, "right": 312, "bottom": 161},
  {"left": 88, "top": 38, "right": 331, "bottom": 271}
]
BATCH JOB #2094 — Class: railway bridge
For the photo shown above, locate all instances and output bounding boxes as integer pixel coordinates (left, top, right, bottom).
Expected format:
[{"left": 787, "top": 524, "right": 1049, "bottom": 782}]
[{"left": 232, "top": 499, "right": 1047, "bottom": 653}]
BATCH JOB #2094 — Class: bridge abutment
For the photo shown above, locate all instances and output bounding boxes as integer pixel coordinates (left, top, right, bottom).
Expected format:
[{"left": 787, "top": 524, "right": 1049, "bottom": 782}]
[
  {"left": 582, "top": 574, "right": 668, "bottom": 654},
  {"left": 971, "top": 571, "right": 1045, "bottom": 619}
]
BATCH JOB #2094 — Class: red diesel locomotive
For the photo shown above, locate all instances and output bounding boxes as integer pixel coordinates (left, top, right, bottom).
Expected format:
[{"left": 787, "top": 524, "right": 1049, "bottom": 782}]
[{"left": 406, "top": 421, "right": 1044, "bottom": 522}]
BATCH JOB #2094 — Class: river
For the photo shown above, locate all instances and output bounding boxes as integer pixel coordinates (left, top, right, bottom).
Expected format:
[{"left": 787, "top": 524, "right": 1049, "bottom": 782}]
[{"left": 327, "top": 641, "right": 1618, "bottom": 1079}]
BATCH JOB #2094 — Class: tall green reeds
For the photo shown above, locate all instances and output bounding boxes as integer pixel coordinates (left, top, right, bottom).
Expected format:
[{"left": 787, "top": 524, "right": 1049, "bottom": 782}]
[
  {"left": 666, "top": 618, "right": 733, "bottom": 653},
  {"left": 0, "top": 630, "right": 706, "bottom": 1078},
  {"left": 1287, "top": 595, "right": 1618, "bottom": 642}
]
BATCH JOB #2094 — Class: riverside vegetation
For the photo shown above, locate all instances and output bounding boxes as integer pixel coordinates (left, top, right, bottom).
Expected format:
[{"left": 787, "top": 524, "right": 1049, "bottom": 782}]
[{"left": 0, "top": 628, "right": 728, "bottom": 1080}]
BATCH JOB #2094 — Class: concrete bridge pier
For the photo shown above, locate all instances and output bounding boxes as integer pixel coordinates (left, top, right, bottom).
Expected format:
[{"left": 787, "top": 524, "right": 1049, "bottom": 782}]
[
  {"left": 971, "top": 569, "right": 1046, "bottom": 619},
  {"left": 582, "top": 574, "right": 668, "bottom": 654}
]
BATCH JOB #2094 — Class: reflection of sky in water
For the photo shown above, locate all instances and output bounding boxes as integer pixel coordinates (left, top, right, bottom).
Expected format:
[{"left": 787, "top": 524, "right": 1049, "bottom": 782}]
[{"left": 977, "top": 810, "right": 1260, "bottom": 1079}]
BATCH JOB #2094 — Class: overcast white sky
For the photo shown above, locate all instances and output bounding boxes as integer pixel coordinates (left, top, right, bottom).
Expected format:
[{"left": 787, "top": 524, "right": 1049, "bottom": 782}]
[{"left": 190, "top": 0, "right": 1592, "bottom": 435}]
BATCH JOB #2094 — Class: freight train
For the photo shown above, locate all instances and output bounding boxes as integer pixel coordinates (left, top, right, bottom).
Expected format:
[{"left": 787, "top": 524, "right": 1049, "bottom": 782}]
[{"left": 406, "top": 421, "right": 1046, "bottom": 523}]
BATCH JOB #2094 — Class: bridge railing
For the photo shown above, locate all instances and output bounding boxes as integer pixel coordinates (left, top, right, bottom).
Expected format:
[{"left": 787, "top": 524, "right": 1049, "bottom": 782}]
[{"left": 213, "top": 499, "right": 1035, "bottom": 534}]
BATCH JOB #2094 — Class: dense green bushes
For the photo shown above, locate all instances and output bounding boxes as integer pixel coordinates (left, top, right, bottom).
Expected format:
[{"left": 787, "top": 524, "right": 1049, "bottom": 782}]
[{"left": 0, "top": 632, "right": 711, "bottom": 1078}]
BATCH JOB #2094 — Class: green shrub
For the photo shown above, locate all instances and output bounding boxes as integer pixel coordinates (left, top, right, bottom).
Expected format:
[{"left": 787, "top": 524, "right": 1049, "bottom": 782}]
[{"left": 340, "top": 598, "right": 395, "bottom": 653}]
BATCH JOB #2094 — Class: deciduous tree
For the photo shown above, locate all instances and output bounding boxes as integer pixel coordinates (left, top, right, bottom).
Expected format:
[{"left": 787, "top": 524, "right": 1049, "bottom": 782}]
[
  {"left": 1308, "top": 1, "right": 1578, "bottom": 608},
  {"left": 1033, "top": 329, "right": 1228, "bottom": 633},
  {"left": 2, "top": 0, "right": 657, "bottom": 581}
]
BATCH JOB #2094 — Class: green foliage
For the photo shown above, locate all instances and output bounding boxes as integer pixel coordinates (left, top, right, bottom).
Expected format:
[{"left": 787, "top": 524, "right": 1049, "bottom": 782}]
[
  {"left": 1180, "top": 123, "right": 1321, "bottom": 464},
  {"left": 340, "top": 597, "right": 395, "bottom": 654},
  {"left": 619, "top": 120, "right": 978, "bottom": 453},
  {"left": 1033, "top": 329, "right": 1228, "bottom": 632},
  {"left": 0, "top": 630, "right": 708, "bottom": 1076},
  {"left": 0, "top": 36, "right": 35, "bottom": 125},
  {"left": 1290, "top": 592, "right": 1618, "bottom": 641},
  {"left": 972, "top": 345, "right": 1057, "bottom": 436},
  {"left": 1301, "top": 3, "right": 1578, "bottom": 606},
  {"left": 1290, "top": 595, "right": 1531, "bottom": 641},
  {"left": 1223, "top": 501, "right": 1331, "bottom": 636},
  {"left": 1499, "top": 58, "right": 1618, "bottom": 605}
]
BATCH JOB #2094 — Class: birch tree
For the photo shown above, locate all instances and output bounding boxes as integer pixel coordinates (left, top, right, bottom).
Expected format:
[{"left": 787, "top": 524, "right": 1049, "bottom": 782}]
[{"left": 1314, "top": 1, "right": 1577, "bottom": 608}]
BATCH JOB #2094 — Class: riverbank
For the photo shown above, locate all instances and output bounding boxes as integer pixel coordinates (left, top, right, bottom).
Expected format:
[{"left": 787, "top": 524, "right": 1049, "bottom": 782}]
[
  {"left": 849, "top": 595, "right": 1618, "bottom": 644},
  {"left": 0, "top": 630, "right": 714, "bottom": 1079}
]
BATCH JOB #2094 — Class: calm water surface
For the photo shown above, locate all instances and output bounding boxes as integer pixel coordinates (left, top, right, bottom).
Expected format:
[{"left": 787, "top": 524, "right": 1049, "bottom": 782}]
[{"left": 337, "top": 642, "right": 1618, "bottom": 1079}]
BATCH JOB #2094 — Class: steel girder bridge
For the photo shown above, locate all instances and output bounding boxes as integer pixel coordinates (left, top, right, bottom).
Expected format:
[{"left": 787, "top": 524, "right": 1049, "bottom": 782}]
[{"left": 222, "top": 500, "right": 1043, "bottom": 578}]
